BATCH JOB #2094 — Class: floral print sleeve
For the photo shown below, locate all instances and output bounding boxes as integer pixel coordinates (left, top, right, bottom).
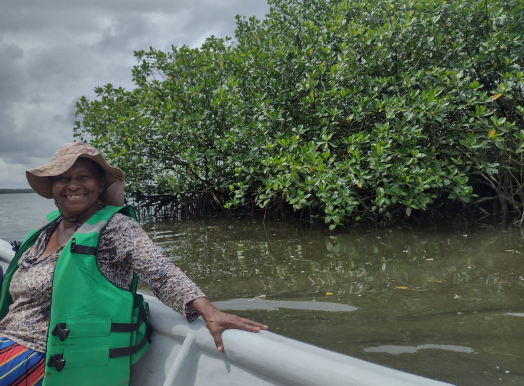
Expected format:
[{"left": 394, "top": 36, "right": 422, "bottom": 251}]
[{"left": 97, "top": 213, "right": 206, "bottom": 322}]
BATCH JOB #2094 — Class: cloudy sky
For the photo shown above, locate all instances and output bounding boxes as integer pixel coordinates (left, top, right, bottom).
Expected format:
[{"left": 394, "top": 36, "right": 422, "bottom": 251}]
[{"left": 0, "top": 1, "right": 270, "bottom": 188}]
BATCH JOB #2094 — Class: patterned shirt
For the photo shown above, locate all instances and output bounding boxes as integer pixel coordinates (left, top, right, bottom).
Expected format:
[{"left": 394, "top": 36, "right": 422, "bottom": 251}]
[{"left": 0, "top": 213, "right": 205, "bottom": 353}]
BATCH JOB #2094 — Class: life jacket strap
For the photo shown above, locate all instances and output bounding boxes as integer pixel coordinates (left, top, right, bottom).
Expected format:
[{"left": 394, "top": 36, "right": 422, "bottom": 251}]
[
  {"left": 70, "top": 239, "right": 97, "bottom": 255},
  {"left": 110, "top": 303, "right": 152, "bottom": 358},
  {"left": 51, "top": 304, "right": 150, "bottom": 342},
  {"left": 48, "top": 329, "right": 151, "bottom": 372},
  {"left": 111, "top": 303, "right": 150, "bottom": 333},
  {"left": 108, "top": 323, "right": 151, "bottom": 358}
]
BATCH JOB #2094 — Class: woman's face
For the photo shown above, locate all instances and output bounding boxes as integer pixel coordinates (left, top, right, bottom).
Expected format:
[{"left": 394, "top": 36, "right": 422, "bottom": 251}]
[{"left": 51, "top": 158, "right": 105, "bottom": 219}]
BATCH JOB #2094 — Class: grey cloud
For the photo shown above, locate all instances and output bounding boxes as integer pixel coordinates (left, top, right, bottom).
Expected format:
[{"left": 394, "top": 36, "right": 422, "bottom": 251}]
[{"left": 0, "top": 0, "right": 270, "bottom": 188}]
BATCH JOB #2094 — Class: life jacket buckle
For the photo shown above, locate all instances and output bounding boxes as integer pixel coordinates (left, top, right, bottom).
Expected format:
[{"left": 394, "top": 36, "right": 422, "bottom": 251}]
[
  {"left": 10, "top": 241, "right": 21, "bottom": 253},
  {"left": 47, "top": 354, "right": 66, "bottom": 372},
  {"left": 70, "top": 238, "right": 77, "bottom": 252},
  {"left": 52, "top": 323, "right": 70, "bottom": 342}
]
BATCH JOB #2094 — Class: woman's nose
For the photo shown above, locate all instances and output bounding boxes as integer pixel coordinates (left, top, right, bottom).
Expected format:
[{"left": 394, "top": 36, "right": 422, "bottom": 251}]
[{"left": 66, "top": 178, "right": 81, "bottom": 190}]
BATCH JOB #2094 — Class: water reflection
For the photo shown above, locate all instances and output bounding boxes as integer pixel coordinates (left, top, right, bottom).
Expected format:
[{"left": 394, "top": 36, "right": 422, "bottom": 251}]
[
  {"left": 364, "top": 344, "right": 475, "bottom": 354},
  {"left": 141, "top": 216, "right": 524, "bottom": 386},
  {"left": 214, "top": 298, "right": 357, "bottom": 312}
]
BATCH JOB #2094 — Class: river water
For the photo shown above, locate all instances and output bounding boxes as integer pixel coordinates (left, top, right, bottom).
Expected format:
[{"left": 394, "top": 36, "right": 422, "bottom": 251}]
[{"left": 1, "top": 193, "right": 524, "bottom": 385}]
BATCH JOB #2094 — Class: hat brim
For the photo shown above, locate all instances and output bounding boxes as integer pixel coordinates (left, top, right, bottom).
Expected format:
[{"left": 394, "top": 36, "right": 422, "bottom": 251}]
[{"left": 26, "top": 154, "right": 124, "bottom": 201}]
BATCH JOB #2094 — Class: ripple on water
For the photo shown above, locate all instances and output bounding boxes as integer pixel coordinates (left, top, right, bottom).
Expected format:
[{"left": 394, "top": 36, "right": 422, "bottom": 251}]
[
  {"left": 364, "top": 344, "right": 475, "bottom": 354},
  {"left": 214, "top": 298, "right": 357, "bottom": 312}
]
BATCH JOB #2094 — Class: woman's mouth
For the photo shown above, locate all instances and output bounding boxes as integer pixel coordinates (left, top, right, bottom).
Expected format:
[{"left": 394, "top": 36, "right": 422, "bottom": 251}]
[{"left": 66, "top": 194, "right": 86, "bottom": 200}]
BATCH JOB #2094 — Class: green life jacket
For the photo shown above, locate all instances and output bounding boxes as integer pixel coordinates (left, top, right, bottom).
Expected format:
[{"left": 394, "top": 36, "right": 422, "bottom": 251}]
[{"left": 0, "top": 205, "right": 151, "bottom": 386}]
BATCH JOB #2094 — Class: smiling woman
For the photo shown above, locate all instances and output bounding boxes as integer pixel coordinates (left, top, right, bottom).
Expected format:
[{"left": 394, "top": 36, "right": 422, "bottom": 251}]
[
  {"left": 50, "top": 158, "right": 106, "bottom": 219},
  {"left": 0, "top": 141, "right": 267, "bottom": 386}
]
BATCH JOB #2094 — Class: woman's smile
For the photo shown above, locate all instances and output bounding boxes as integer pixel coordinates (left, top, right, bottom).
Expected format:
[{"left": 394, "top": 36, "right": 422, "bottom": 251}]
[{"left": 66, "top": 194, "right": 87, "bottom": 200}]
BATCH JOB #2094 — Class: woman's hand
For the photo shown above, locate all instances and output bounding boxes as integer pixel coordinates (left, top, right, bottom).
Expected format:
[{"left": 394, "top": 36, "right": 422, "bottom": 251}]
[{"left": 187, "top": 297, "right": 268, "bottom": 352}]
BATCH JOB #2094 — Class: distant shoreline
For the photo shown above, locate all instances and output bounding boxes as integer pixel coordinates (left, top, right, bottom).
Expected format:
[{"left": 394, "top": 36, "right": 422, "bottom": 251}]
[{"left": 0, "top": 189, "right": 35, "bottom": 194}]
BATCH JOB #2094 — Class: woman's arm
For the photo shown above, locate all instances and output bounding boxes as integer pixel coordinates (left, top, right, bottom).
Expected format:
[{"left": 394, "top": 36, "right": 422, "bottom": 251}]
[{"left": 99, "top": 214, "right": 267, "bottom": 350}]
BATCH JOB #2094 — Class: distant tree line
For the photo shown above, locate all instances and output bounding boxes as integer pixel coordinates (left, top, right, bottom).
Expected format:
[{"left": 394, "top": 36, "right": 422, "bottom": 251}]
[
  {"left": 0, "top": 189, "right": 35, "bottom": 194},
  {"left": 74, "top": 0, "right": 524, "bottom": 227}
]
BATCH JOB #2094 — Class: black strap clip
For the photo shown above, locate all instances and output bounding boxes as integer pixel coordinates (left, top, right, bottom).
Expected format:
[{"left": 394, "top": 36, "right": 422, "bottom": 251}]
[
  {"left": 52, "top": 323, "right": 70, "bottom": 342},
  {"left": 10, "top": 241, "right": 22, "bottom": 253},
  {"left": 70, "top": 238, "right": 97, "bottom": 255},
  {"left": 47, "top": 354, "right": 66, "bottom": 372}
]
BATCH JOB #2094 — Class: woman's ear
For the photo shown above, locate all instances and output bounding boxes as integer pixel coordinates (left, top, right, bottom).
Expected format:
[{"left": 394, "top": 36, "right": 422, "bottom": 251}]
[{"left": 99, "top": 176, "right": 106, "bottom": 194}]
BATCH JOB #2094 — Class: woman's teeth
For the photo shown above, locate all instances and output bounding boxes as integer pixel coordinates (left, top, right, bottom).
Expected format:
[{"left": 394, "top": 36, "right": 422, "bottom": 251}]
[{"left": 67, "top": 195, "right": 86, "bottom": 199}]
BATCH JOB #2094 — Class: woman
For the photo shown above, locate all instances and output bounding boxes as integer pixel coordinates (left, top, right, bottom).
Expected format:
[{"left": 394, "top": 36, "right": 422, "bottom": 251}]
[{"left": 0, "top": 142, "right": 267, "bottom": 386}]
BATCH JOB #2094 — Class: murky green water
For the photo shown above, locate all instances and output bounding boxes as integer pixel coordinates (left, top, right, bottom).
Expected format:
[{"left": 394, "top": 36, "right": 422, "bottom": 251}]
[{"left": 142, "top": 216, "right": 524, "bottom": 386}]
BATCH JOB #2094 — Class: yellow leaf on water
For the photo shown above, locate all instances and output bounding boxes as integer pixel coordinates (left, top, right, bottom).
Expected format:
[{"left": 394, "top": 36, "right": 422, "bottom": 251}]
[
  {"left": 488, "top": 128, "right": 496, "bottom": 138},
  {"left": 396, "top": 286, "right": 408, "bottom": 290},
  {"left": 492, "top": 94, "right": 502, "bottom": 100},
  {"left": 326, "top": 292, "right": 333, "bottom": 295}
]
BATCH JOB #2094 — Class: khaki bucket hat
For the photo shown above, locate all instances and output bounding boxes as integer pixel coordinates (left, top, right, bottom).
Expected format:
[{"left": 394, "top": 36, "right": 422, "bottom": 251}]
[{"left": 26, "top": 141, "right": 125, "bottom": 206}]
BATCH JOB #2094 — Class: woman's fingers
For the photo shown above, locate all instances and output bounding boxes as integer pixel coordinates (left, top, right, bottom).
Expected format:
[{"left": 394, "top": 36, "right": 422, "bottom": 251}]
[
  {"left": 236, "top": 318, "right": 268, "bottom": 332},
  {"left": 206, "top": 313, "right": 269, "bottom": 351},
  {"left": 210, "top": 329, "right": 224, "bottom": 352}
]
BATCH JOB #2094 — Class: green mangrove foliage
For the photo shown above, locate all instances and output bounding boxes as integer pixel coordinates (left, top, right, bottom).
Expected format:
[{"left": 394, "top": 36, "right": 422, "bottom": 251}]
[{"left": 74, "top": 0, "right": 524, "bottom": 227}]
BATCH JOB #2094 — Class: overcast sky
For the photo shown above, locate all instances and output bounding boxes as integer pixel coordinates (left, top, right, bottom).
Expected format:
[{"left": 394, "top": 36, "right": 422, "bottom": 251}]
[{"left": 0, "top": 1, "right": 270, "bottom": 189}]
